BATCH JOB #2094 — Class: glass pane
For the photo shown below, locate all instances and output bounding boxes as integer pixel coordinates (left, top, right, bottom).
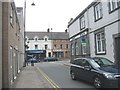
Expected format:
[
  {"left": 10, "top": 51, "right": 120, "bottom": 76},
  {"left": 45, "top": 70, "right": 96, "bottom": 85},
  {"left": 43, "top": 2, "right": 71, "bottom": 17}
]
[{"left": 102, "top": 40, "right": 105, "bottom": 51}]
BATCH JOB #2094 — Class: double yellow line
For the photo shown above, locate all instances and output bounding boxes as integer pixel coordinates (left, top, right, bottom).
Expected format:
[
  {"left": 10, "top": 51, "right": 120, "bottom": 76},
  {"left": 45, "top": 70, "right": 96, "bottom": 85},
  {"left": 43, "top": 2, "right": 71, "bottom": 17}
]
[{"left": 36, "top": 67, "right": 61, "bottom": 90}]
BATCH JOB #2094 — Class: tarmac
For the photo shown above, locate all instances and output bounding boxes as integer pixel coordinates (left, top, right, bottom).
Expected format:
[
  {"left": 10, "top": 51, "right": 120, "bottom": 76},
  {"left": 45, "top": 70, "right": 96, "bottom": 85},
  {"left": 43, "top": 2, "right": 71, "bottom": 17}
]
[{"left": 12, "top": 60, "right": 71, "bottom": 89}]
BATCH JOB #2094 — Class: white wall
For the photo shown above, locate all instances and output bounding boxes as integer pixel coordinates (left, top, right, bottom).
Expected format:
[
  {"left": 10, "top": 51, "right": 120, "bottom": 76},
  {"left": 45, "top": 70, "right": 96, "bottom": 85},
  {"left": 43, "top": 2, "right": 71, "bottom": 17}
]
[
  {"left": 68, "top": 19, "right": 80, "bottom": 38},
  {"left": 89, "top": 2, "right": 119, "bottom": 62},
  {"left": 27, "top": 38, "right": 52, "bottom": 57},
  {"left": 0, "top": 1, "right": 2, "bottom": 89},
  {"left": 89, "top": 2, "right": 119, "bottom": 33}
]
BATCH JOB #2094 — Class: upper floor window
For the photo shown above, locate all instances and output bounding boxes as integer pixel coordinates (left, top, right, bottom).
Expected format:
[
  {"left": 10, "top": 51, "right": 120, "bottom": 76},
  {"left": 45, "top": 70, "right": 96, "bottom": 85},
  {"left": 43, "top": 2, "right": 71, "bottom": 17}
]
[
  {"left": 45, "top": 38, "right": 47, "bottom": 41},
  {"left": 66, "top": 44, "right": 68, "bottom": 49},
  {"left": 80, "top": 15, "right": 85, "bottom": 29},
  {"left": 35, "top": 45, "right": 38, "bottom": 49},
  {"left": 60, "top": 44, "right": 62, "bottom": 49},
  {"left": 109, "top": 0, "right": 120, "bottom": 12},
  {"left": 45, "top": 44, "right": 48, "bottom": 50},
  {"left": 54, "top": 44, "right": 57, "bottom": 49},
  {"left": 10, "top": 3, "right": 14, "bottom": 27},
  {"left": 95, "top": 31, "right": 106, "bottom": 54},
  {"left": 94, "top": 2, "right": 103, "bottom": 21},
  {"left": 35, "top": 38, "right": 38, "bottom": 41}
]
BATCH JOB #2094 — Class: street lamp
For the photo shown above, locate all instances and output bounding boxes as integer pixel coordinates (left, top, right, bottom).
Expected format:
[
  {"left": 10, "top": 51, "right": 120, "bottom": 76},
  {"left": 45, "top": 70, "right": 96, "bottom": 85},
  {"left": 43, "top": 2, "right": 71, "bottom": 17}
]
[
  {"left": 23, "top": 0, "right": 35, "bottom": 67},
  {"left": 51, "top": 28, "right": 53, "bottom": 57}
]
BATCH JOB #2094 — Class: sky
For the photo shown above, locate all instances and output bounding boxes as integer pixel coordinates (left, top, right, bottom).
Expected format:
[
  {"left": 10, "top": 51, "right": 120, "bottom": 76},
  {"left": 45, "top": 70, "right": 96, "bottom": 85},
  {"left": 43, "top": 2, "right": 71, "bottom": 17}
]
[{"left": 14, "top": 0, "right": 94, "bottom": 32}]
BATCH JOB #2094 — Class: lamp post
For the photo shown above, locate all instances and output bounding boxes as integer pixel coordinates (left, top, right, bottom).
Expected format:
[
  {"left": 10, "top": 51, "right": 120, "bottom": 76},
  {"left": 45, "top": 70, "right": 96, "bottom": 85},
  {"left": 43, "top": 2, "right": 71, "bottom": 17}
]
[
  {"left": 24, "top": 0, "right": 35, "bottom": 67},
  {"left": 51, "top": 28, "right": 53, "bottom": 57}
]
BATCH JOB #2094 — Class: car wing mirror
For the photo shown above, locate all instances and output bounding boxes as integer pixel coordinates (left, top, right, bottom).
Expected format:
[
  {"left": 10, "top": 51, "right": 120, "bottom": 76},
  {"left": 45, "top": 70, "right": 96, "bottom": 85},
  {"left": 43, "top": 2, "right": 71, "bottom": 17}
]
[{"left": 84, "top": 66, "right": 91, "bottom": 71}]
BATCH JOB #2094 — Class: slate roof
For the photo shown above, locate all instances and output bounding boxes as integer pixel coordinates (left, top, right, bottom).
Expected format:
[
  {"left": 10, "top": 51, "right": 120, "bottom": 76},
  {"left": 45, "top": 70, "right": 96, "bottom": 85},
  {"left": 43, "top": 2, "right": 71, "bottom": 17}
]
[{"left": 25, "top": 32, "right": 69, "bottom": 40}]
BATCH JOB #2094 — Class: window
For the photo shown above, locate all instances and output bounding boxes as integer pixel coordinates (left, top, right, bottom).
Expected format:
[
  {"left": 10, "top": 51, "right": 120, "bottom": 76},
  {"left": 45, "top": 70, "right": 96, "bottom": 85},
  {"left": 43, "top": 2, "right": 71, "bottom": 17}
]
[
  {"left": 10, "top": 3, "right": 14, "bottom": 26},
  {"left": 60, "top": 44, "right": 62, "bottom": 49},
  {"left": 45, "top": 38, "right": 47, "bottom": 41},
  {"left": 45, "top": 44, "right": 48, "bottom": 50},
  {"left": 35, "top": 45, "right": 38, "bottom": 49},
  {"left": 71, "top": 44, "right": 74, "bottom": 55},
  {"left": 82, "top": 44, "right": 87, "bottom": 54},
  {"left": 35, "top": 38, "right": 37, "bottom": 41},
  {"left": 66, "top": 44, "right": 68, "bottom": 48},
  {"left": 81, "top": 36, "right": 87, "bottom": 54},
  {"left": 95, "top": 31, "right": 106, "bottom": 54},
  {"left": 54, "top": 44, "right": 57, "bottom": 49},
  {"left": 80, "top": 15, "right": 85, "bottom": 29},
  {"left": 75, "top": 42, "right": 79, "bottom": 55},
  {"left": 109, "top": 0, "right": 120, "bottom": 12},
  {"left": 94, "top": 3, "right": 103, "bottom": 21}
]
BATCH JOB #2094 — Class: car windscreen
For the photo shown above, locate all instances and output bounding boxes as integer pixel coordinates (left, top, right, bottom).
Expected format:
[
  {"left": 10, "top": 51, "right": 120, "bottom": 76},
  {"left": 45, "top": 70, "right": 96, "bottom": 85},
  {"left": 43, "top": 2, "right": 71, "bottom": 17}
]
[{"left": 92, "top": 58, "right": 114, "bottom": 67}]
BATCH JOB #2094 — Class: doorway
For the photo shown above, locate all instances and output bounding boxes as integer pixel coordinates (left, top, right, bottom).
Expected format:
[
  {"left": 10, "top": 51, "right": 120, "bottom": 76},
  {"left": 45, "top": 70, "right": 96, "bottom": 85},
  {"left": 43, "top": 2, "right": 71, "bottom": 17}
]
[{"left": 114, "top": 33, "right": 120, "bottom": 66}]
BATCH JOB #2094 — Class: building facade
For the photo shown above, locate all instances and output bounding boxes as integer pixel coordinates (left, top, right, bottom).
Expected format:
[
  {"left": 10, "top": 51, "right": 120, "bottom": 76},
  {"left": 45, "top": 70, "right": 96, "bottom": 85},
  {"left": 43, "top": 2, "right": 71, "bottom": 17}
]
[
  {"left": 25, "top": 31, "right": 70, "bottom": 60},
  {"left": 52, "top": 32, "right": 70, "bottom": 59},
  {"left": 17, "top": 7, "right": 25, "bottom": 72},
  {"left": 68, "top": 0, "right": 120, "bottom": 64},
  {"left": 0, "top": 1, "right": 2, "bottom": 89},
  {"left": 2, "top": 1, "right": 24, "bottom": 88}
]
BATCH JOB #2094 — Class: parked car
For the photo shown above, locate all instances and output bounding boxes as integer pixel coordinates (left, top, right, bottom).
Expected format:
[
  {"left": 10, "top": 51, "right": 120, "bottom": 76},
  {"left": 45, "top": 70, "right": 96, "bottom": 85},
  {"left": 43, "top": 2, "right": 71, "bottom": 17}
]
[
  {"left": 70, "top": 57, "right": 120, "bottom": 88},
  {"left": 27, "top": 58, "right": 38, "bottom": 63},
  {"left": 44, "top": 57, "right": 58, "bottom": 62}
]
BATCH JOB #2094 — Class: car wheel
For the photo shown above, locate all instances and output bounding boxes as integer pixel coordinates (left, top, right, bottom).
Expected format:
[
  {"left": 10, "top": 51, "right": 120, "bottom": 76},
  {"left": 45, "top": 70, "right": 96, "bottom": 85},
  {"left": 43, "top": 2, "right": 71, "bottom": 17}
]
[
  {"left": 93, "top": 77, "right": 102, "bottom": 88},
  {"left": 71, "top": 71, "right": 76, "bottom": 80}
]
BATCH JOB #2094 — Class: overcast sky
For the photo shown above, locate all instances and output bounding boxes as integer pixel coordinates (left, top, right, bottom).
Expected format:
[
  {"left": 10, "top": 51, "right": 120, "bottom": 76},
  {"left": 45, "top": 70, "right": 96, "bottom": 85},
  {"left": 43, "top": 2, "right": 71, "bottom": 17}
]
[{"left": 14, "top": 0, "right": 94, "bottom": 32}]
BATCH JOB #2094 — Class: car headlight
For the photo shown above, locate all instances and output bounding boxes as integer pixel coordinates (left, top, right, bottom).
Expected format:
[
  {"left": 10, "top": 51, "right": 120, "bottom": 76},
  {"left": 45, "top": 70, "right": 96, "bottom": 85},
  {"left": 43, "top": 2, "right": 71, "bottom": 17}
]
[{"left": 103, "top": 73, "right": 114, "bottom": 79}]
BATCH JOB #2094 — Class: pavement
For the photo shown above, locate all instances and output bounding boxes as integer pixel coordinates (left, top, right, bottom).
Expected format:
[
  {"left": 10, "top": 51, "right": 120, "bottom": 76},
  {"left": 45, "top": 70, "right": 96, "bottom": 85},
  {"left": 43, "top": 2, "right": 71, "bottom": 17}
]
[
  {"left": 12, "top": 64, "right": 52, "bottom": 88},
  {"left": 12, "top": 60, "right": 71, "bottom": 89}
]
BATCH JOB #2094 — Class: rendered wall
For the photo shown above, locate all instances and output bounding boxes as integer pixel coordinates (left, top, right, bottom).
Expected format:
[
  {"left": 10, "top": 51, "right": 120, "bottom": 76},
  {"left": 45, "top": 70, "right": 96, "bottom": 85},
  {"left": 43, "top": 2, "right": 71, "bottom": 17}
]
[{"left": 0, "top": 1, "right": 2, "bottom": 89}]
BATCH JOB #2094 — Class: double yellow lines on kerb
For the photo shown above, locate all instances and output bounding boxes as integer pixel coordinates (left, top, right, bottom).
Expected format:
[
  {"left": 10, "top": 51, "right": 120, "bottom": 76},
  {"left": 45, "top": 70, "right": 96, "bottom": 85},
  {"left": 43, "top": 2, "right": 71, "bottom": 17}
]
[{"left": 36, "top": 67, "right": 61, "bottom": 90}]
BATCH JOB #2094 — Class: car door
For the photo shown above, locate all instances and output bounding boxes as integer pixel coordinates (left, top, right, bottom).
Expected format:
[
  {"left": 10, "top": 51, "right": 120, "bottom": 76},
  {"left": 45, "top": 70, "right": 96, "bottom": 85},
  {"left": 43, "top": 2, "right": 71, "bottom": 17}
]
[
  {"left": 82, "top": 59, "right": 94, "bottom": 82},
  {"left": 75, "top": 59, "right": 85, "bottom": 79}
]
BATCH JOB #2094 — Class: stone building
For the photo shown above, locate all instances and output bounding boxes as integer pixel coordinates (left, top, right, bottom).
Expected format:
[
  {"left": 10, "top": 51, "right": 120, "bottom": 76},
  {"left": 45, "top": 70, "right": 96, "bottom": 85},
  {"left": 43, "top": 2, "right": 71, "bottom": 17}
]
[{"left": 2, "top": 1, "right": 24, "bottom": 88}]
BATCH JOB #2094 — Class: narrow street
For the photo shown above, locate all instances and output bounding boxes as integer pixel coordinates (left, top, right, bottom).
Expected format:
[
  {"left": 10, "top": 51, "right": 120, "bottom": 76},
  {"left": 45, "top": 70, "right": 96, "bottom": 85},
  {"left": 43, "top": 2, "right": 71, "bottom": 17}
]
[{"left": 35, "top": 61, "right": 95, "bottom": 88}]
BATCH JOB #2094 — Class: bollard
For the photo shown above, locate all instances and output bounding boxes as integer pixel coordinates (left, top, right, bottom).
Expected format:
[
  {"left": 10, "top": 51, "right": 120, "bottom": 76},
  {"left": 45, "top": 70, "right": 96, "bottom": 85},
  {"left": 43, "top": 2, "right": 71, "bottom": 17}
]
[{"left": 31, "top": 62, "right": 34, "bottom": 66}]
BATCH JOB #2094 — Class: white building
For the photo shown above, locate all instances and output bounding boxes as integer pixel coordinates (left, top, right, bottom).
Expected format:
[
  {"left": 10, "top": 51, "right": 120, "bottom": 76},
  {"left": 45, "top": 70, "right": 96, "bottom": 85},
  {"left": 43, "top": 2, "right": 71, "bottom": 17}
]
[
  {"left": 25, "top": 31, "right": 52, "bottom": 57},
  {"left": 68, "top": 0, "right": 120, "bottom": 64}
]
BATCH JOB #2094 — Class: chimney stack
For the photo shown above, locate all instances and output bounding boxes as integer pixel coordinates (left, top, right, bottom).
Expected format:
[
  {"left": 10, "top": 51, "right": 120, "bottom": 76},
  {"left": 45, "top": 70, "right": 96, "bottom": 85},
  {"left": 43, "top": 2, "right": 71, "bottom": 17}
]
[{"left": 65, "top": 29, "right": 67, "bottom": 33}]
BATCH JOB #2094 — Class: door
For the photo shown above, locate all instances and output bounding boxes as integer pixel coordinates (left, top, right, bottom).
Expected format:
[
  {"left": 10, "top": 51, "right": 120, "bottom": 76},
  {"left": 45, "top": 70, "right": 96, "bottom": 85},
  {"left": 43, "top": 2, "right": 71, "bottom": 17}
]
[
  {"left": 10, "top": 47, "right": 13, "bottom": 84},
  {"left": 114, "top": 36, "right": 120, "bottom": 66}
]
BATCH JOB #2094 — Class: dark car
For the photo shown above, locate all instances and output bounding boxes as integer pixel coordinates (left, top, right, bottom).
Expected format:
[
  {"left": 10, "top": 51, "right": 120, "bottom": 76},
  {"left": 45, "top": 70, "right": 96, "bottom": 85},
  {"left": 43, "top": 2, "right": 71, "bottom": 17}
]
[
  {"left": 70, "top": 57, "right": 120, "bottom": 88},
  {"left": 44, "top": 57, "right": 58, "bottom": 62},
  {"left": 27, "top": 58, "right": 38, "bottom": 63}
]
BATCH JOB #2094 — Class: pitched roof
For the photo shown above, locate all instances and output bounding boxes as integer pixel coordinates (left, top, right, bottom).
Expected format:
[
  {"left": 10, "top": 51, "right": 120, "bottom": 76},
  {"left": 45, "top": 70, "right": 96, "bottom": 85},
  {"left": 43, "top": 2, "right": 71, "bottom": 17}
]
[{"left": 25, "top": 32, "right": 69, "bottom": 40}]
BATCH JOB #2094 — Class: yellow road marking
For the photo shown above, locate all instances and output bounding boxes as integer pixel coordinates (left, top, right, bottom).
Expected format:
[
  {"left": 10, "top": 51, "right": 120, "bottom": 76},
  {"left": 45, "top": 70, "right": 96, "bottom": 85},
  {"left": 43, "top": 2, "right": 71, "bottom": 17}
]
[{"left": 36, "top": 67, "right": 61, "bottom": 90}]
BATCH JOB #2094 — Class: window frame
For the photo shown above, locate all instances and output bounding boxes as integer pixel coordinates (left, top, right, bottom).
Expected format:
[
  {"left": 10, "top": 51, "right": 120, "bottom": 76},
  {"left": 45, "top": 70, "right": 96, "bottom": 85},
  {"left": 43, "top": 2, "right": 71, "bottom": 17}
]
[
  {"left": 75, "top": 42, "right": 79, "bottom": 55},
  {"left": 71, "top": 43, "right": 74, "bottom": 55},
  {"left": 81, "top": 36, "right": 87, "bottom": 55},
  {"left": 80, "top": 15, "right": 85, "bottom": 30},
  {"left": 94, "top": 2, "right": 103, "bottom": 22},
  {"left": 95, "top": 30, "right": 106, "bottom": 55},
  {"left": 109, "top": 0, "right": 120, "bottom": 13},
  {"left": 45, "top": 44, "right": 48, "bottom": 50},
  {"left": 35, "top": 44, "right": 38, "bottom": 50},
  {"left": 10, "top": 3, "right": 14, "bottom": 27}
]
